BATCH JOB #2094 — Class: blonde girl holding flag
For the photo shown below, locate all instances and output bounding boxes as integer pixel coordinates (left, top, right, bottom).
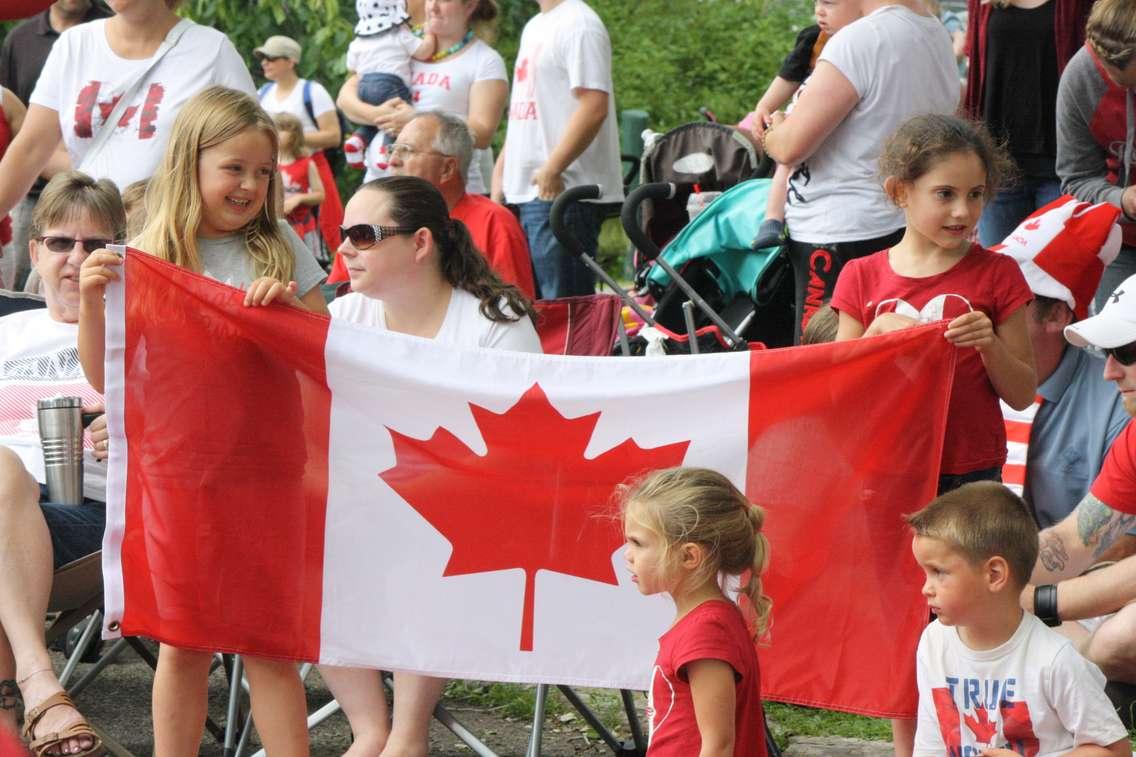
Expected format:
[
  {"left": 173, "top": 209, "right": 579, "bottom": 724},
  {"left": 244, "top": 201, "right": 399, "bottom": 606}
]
[{"left": 77, "top": 85, "right": 327, "bottom": 756}]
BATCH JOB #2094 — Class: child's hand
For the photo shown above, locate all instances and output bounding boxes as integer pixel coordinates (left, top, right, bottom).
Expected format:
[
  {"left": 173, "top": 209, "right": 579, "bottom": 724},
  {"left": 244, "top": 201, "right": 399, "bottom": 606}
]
[
  {"left": 243, "top": 277, "right": 303, "bottom": 309},
  {"left": 282, "top": 196, "right": 300, "bottom": 215},
  {"left": 945, "top": 311, "right": 995, "bottom": 350},
  {"left": 864, "top": 312, "right": 919, "bottom": 337},
  {"left": 79, "top": 249, "right": 122, "bottom": 303}
]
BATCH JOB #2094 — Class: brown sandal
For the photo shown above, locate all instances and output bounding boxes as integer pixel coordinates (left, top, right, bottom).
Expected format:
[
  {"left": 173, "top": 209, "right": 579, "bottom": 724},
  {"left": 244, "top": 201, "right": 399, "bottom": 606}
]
[{"left": 21, "top": 691, "right": 102, "bottom": 757}]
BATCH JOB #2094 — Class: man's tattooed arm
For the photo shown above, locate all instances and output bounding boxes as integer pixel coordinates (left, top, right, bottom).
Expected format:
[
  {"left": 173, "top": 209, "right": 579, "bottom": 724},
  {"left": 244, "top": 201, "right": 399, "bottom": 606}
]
[
  {"left": 1034, "top": 491, "right": 1135, "bottom": 583},
  {"left": 1076, "top": 492, "right": 1136, "bottom": 561}
]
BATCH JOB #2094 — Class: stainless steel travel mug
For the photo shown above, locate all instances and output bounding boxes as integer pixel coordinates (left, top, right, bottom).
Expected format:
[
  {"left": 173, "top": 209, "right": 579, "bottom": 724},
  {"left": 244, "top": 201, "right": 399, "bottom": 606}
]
[{"left": 37, "top": 396, "right": 84, "bottom": 505}]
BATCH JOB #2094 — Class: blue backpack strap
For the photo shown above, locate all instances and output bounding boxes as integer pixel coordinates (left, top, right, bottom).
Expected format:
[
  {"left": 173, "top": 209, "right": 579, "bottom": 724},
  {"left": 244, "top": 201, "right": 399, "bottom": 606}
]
[
  {"left": 302, "top": 80, "right": 317, "bottom": 127},
  {"left": 257, "top": 83, "right": 271, "bottom": 102}
]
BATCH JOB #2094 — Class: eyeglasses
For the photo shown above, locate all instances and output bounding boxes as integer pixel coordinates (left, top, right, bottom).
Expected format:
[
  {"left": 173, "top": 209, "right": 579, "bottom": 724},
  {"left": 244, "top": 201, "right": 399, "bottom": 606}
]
[
  {"left": 255, "top": 53, "right": 286, "bottom": 62},
  {"left": 339, "top": 224, "right": 417, "bottom": 250},
  {"left": 38, "top": 236, "right": 113, "bottom": 254},
  {"left": 390, "top": 143, "right": 450, "bottom": 159},
  {"left": 1104, "top": 343, "right": 1136, "bottom": 366}
]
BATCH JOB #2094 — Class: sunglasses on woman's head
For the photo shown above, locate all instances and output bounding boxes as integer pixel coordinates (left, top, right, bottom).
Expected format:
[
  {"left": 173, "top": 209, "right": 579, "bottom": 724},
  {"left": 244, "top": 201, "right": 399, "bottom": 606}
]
[
  {"left": 1104, "top": 342, "right": 1136, "bottom": 366},
  {"left": 339, "top": 224, "right": 417, "bottom": 250},
  {"left": 38, "top": 236, "right": 113, "bottom": 254}
]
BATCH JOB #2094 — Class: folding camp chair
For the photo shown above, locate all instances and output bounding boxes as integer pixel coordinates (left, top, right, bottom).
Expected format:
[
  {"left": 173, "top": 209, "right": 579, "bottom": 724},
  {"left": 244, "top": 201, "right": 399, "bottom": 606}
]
[{"left": 533, "top": 294, "right": 625, "bottom": 357}]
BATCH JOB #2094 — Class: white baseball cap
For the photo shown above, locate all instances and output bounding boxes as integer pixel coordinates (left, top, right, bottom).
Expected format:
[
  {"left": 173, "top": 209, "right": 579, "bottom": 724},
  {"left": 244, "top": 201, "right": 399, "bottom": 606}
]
[{"left": 1065, "top": 274, "right": 1136, "bottom": 349}]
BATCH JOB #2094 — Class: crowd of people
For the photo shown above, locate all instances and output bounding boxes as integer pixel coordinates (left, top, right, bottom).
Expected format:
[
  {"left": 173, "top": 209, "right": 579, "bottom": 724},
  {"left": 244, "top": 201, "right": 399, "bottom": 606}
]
[{"left": 0, "top": 0, "right": 1134, "bottom": 754}]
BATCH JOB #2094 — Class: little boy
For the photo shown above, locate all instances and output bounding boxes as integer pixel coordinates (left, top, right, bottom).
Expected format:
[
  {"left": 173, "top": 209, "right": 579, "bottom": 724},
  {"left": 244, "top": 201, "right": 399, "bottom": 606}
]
[{"left": 907, "top": 482, "right": 1128, "bottom": 756}]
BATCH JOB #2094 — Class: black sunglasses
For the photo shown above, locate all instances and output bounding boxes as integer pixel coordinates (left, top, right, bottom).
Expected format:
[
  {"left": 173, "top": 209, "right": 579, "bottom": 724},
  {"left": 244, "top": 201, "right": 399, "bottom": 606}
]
[
  {"left": 255, "top": 53, "right": 286, "bottom": 62},
  {"left": 339, "top": 224, "right": 417, "bottom": 250},
  {"left": 38, "top": 236, "right": 113, "bottom": 254},
  {"left": 1104, "top": 343, "right": 1136, "bottom": 366}
]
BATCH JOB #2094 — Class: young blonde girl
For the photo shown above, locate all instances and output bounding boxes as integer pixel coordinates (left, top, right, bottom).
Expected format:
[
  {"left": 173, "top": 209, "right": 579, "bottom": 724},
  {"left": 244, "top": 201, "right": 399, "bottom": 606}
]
[
  {"left": 274, "top": 113, "right": 326, "bottom": 264},
  {"left": 621, "top": 467, "right": 771, "bottom": 757},
  {"left": 78, "top": 85, "right": 327, "bottom": 757}
]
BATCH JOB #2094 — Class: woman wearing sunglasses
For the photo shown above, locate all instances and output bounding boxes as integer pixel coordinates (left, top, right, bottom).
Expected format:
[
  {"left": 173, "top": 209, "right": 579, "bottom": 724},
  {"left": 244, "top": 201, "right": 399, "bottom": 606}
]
[{"left": 246, "top": 174, "right": 539, "bottom": 755}]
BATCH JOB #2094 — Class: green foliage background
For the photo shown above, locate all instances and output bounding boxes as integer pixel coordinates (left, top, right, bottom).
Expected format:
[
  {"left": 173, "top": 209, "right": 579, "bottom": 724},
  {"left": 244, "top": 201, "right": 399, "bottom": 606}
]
[{"left": 0, "top": 0, "right": 812, "bottom": 134}]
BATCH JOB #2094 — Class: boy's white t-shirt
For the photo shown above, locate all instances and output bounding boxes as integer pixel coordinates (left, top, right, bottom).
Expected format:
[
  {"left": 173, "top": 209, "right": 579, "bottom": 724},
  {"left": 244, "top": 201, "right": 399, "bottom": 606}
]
[
  {"left": 329, "top": 288, "right": 542, "bottom": 354},
  {"left": 346, "top": 25, "right": 424, "bottom": 86},
  {"left": 0, "top": 310, "right": 107, "bottom": 501},
  {"left": 501, "top": 0, "right": 623, "bottom": 205},
  {"left": 914, "top": 614, "right": 1127, "bottom": 756},
  {"left": 258, "top": 79, "right": 337, "bottom": 133},
  {"left": 362, "top": 39, "right": 507, "bottom": 194},
  {"left": 30, "top": 19, "right": 255, "bottom": 189},
  {"left": 783, "top": 5, "right": 959, "bottom": 244}
]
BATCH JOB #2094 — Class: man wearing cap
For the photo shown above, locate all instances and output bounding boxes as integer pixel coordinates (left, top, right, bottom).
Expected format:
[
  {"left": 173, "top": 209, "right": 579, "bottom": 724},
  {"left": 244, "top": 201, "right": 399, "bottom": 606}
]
[
  {"left": 1025, "top": 275, "right": 1136, "bottom": 684},
  {"left": 254, "top": 34, "right": 344, "bottom": 256},
  {"left": 998, "top": 202, "right": 1130, "bottom": 530},
  {"left": 388, "top": 111, "right": 536, "bottom": 298}
]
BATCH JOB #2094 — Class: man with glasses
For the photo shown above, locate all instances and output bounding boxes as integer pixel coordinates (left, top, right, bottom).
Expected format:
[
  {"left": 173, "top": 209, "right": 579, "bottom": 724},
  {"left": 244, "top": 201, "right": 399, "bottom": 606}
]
[
  {"left": 390, "top": 110, "right": 536, "bottom": 298},
  {"left": 1024, "top": 273, "right": 1136, "bottom": 692}
]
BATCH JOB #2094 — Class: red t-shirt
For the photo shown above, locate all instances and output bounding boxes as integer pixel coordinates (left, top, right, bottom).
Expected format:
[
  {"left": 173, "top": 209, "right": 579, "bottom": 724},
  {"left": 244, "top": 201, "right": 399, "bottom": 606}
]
[
  {"left": 451, "top": 193, "right": 536, "bottom": 300},
  {"left": 831, "top": 245, "right": 1032, "bottom": 474},
  {"left": 647, "top": 600, "right": 766, "bottom": 757},
  {"left": 279, "top": 155, "right": 318, "bottom": 240},
  {"left": 1091, "top": 422, "right": 1136, "bottom": 515}
]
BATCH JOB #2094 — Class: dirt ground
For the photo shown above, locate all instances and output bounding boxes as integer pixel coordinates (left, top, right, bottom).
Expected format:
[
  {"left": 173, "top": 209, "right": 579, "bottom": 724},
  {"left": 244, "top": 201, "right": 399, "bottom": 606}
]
[{"left": 57, "top": 643, "right": 648, "bottom": 756}]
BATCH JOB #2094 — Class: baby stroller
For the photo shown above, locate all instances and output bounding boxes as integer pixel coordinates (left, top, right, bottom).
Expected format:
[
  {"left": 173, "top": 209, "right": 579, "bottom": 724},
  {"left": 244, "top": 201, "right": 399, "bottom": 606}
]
[
  {"left": 623, "top": 179, "right": 795, "bottom": 353},
  {"left": 549, "top": 180, "right": 794, "bottom": 356},
  {"left": 634, "top": 120, "right": 772, "bottom": 273}
]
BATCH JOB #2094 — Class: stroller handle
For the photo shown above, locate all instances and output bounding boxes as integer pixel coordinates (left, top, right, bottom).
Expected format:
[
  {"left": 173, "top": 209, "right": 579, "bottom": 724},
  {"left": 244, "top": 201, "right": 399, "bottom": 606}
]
[
  {"left": 550, "top": 185, "right": 602, "bottom": 259},
  {"left": 622, "top": 182, "right": 677, "bottom": 262}
]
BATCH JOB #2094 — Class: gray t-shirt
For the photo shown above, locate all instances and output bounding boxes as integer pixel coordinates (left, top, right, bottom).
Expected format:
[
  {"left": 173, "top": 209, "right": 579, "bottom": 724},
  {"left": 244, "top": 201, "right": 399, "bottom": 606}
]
[{"left": 197, "top": 221, "right": 326, "bottom": 294}]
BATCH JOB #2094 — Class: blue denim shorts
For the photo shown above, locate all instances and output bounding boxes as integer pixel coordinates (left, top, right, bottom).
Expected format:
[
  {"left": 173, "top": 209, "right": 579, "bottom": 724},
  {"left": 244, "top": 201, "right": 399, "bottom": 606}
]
[{"left": 39, "top": 484, "right": 105, "bottom": 570}]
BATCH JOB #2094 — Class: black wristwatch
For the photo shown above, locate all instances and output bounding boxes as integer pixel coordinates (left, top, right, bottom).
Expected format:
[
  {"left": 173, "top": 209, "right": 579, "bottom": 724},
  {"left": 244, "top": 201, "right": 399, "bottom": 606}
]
[{"left": 1034, "top": 584, "right": 1061, "bottom": 627}]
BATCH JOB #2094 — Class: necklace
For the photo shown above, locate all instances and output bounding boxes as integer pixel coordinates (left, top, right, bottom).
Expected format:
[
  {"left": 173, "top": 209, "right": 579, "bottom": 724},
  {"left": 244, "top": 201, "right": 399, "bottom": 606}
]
[{"left": 415, "top": 28, "right": 475, "bottom": 62}]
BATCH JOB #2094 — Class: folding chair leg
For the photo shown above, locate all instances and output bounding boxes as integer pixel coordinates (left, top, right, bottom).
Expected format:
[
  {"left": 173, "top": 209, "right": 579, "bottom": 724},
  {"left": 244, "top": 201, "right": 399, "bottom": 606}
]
[
  {"left": 66, "top": 636, "right": 130, "bottom": 698},
  {"left": 620, "top": 689, "right": 646, "bottom": 753},
  {"left": 59, "top": 610, "right": 102, "bottom": 687},
  {"left": 222, "top": 654, "right": 245, "bottom": 757},
  {"left": 525, "top": 684, "right": 549, "bottom": 757}
]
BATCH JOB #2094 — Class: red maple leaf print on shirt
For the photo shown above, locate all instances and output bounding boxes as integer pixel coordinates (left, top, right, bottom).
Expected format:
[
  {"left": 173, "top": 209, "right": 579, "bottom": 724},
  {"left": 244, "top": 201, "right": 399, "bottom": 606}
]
[
  {"left": 380, "top": 382, "right": 689, "bottom": 651},
  {"left": 964, "top": 706, "right": 997, "bottom": 745}
]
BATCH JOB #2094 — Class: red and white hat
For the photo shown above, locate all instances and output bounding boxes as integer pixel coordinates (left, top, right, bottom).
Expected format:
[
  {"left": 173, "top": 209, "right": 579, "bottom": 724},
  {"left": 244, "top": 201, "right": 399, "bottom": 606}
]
[{"left": 991, "top": 194, "right": 1121, "bottom": 320}]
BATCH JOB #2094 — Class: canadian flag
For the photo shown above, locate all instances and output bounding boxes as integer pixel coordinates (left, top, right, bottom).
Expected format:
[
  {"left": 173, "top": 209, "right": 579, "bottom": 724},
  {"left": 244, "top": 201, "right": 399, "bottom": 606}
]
[{"left": 101, "top": 251, "right": 954, "bottom": 718}]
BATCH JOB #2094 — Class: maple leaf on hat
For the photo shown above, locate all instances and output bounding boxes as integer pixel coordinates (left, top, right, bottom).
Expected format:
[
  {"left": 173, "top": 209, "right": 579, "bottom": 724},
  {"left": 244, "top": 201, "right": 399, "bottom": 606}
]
[{"left": 380, "top": 382, "right": 689, "bottom": 651}]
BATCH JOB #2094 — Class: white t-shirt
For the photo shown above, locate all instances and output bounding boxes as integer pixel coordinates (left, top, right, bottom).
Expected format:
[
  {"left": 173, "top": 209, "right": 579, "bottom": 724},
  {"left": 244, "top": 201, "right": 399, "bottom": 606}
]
[
  {"left": 784, "top": 5, "right": 959, "bottom": 244},
  {"left": 501, "top": 0, "right": 624, "bottom": 205},
  {"left": 329, "top": 288, "right": 542, "bottom": 353},
  {"left": 363, "top": 39, "right": 507, "bottom": 194},
  {"left": 346, "top": 25, "right": 424, "bottom": 86},
  {"left": 30, "top": 19, "right": 255, "bottom": 190},
  {"left": 258, "top": 79, "right": 337, "bottom": 133},
  {"left": 914, "top": 614, "right": 1127, "bottom": 756},
  {"left": 0, "top": 310, "right": 106, "bottom": 501}
]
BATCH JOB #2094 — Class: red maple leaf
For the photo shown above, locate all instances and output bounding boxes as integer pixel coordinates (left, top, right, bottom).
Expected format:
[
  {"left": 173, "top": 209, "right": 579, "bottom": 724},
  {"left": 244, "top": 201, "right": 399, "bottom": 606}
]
[
  {"left": 380, "top": 382, "right": 689, "bottom": 651},
  {"left": 516, "top": 57, "right": 529, "bottom": 83},
  {"left": 963, "top": 706, "right": 997, "bottom": 744},
  {"left": 1023, "top": 219, "right": 1042, "bottom": 231}
]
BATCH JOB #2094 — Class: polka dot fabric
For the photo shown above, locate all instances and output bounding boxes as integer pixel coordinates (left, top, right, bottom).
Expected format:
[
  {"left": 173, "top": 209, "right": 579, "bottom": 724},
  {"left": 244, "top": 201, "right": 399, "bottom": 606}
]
[{"left": 355, "top": 0, "right": 411, "bottom": 36}]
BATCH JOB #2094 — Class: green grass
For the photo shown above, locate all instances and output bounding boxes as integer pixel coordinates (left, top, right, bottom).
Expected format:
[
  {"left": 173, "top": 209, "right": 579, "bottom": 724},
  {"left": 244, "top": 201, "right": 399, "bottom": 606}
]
[{"left": 764, "top": 703, "right": 892, "bottom": 748}]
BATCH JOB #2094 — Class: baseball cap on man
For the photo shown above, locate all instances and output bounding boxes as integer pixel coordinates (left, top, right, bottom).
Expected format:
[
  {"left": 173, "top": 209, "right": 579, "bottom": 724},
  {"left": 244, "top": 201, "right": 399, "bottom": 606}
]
[
  {"left": 1065, "top": 274, "right": 1136, "bottom": 349},
  {"left": 254, "top": 36, "right": 301, "bottom": 62}
]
